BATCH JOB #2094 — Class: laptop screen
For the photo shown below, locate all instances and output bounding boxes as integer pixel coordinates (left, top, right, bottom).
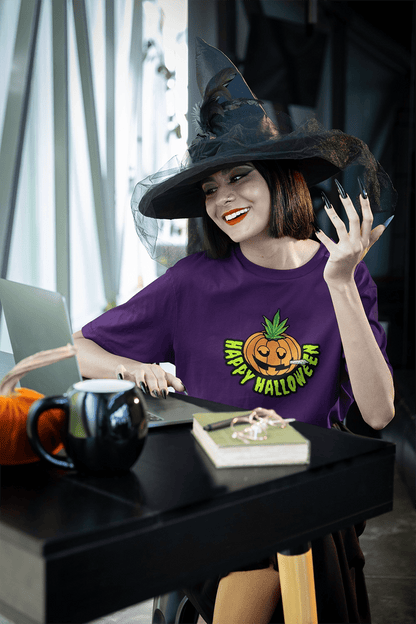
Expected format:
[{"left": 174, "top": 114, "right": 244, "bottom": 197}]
[{"left": 0, "top": 278, "right": 82, "bottom": 395}]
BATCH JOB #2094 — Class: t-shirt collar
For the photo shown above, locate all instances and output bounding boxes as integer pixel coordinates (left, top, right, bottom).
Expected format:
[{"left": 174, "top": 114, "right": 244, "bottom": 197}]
[{"left": 234, "top": 243, "right": 327, "bottom": 280}]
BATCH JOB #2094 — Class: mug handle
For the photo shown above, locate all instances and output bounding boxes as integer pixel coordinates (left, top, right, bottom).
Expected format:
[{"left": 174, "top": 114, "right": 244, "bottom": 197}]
[{"left": 27, "top": 396, "right": 75, "bottom": 469}]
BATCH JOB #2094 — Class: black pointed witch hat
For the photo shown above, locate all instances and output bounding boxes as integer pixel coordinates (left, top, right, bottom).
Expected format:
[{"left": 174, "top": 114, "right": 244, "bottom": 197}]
[{"left": 132, "top": 38, "right": 396, "bottom": 226}]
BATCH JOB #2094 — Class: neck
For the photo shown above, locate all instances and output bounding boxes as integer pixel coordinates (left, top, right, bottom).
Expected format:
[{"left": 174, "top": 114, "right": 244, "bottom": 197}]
[{"left": 239, "top": 236, "right": 320, "bottom": 270}]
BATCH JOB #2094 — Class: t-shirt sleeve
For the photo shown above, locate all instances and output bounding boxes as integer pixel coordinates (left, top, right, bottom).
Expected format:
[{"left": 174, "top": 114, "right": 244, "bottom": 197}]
[
  {"left": 81, "top": 270, "right": 176, "bottom": 364},
  {"left": 330, "top": 260, "right": 393, "bottom": 426}
]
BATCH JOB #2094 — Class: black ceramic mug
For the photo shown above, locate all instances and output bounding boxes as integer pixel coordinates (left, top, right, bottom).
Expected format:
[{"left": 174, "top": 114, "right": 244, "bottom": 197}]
[{"left": 27, "top": 379, "right": 148, "bottom": 473}]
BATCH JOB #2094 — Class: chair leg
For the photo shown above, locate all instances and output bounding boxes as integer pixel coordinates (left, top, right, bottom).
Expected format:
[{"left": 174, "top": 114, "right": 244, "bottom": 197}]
[
  {"left": 277, "top": 544, "right": 318, "bottom": 624},
  {"left": 176, "top": 595, "right": 199, "bottom": 624},
  {"left": 152, "top": 591, "right": 187, "bottom": 624}
]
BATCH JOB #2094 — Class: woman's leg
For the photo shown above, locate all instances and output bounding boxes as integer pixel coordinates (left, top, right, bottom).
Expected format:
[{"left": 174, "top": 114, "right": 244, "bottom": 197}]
[{"left": 212, "top": 563, "right": 281, "bottom": 624}]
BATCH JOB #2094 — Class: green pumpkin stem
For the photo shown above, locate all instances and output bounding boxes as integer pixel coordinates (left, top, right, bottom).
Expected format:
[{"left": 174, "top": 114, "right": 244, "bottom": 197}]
[{"left": 262, "top": 310, "right": 289, "bottom": 340}]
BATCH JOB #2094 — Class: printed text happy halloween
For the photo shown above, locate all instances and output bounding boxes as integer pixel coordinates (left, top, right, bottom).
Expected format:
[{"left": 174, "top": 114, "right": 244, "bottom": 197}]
[{"left": 224, "top": 340, "right": 320, "bottom": 397}]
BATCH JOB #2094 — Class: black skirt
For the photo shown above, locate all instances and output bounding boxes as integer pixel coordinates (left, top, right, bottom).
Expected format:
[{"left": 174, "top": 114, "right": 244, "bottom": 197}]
[{"left": 183, "top": 523, "right": 371, "bottom": 624}]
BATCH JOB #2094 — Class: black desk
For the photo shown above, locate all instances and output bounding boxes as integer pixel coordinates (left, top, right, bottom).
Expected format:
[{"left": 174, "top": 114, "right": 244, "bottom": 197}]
[{"left": 0, "top": 400, "right": 395, "bottom": 624}]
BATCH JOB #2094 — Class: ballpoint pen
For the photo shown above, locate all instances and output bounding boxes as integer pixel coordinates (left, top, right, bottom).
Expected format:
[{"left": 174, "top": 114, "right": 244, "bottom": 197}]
[{"left": 203, "top": 416, "right": 296, "bottom": 431}]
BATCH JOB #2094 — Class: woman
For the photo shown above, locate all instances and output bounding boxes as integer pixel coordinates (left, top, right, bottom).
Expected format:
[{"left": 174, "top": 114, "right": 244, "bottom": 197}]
[{"left": 74, "top": 39, "right": 395, "bottom": 623}]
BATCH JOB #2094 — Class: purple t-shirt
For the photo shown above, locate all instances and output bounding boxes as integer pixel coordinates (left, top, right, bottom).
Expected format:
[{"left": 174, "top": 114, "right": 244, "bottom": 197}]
[{"left": 82, "top": 244, "right": 391, "bottom": 428}]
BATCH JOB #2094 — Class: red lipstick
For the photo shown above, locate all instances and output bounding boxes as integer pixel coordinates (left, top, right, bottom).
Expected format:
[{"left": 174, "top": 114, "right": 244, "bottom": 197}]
[{"left": 222, "top": 207, "right": 250, "bottom": 225}]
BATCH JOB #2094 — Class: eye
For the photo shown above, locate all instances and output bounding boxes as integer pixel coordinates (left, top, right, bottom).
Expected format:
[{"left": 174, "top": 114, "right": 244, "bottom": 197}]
[
  {"left": 229, "top": 165, "right": 254, "bottom": 183},
  {"left": 257, "top": 346, "right": 270, "bottom": 357},
  {"left": 202, "top": 186, "right": 217, "bottom": 197},
  {"left": 230, "top": 173, "right": 244, "bottom": 183},
  {"left": 230, "top": 171, "right": 249, "bottom": 184}
]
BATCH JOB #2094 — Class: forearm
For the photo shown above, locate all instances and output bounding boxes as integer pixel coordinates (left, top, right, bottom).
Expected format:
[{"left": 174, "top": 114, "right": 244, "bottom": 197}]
[
  {"left": 327, "top": 280, "right": 394, "bottom": 430},
  {"left": 73, "top": 330, "right": 140, "bottom": 379},
  {"left": 72, "top": 330, "right": 185, "bottom": 395}
]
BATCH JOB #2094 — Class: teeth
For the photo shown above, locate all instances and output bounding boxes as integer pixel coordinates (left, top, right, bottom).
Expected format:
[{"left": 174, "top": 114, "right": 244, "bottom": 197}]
[{"left": 224, "top": 208, "right": 249, "bottom": 222}]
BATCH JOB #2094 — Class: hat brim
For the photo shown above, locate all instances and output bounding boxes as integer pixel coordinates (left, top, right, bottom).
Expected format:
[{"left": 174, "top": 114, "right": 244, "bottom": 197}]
[
  {"left": 138, "top": 154, "right": 340, "bottom": 220},
  {"left": 133, "top": 114, "right": 396, "bottom": 221}
]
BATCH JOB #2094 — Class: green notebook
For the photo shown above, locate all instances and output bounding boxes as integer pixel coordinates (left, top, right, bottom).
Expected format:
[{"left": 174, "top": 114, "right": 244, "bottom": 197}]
[{"left": 192, "top": 412, "right": 310, "bottom": 468}]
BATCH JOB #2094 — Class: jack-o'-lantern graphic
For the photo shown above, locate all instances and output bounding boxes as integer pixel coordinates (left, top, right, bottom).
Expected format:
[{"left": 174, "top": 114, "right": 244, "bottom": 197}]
[{"left": 243, "top": 310, "right": 302, "bottom": 376}]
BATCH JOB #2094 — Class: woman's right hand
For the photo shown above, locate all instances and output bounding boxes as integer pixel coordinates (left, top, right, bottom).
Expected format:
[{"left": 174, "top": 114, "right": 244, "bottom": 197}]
[
  {"left": 115, "top": 362, "right": 186, "bottom": 398},
  {"left": 73, "top": 330, "right": 186, "bottom": 399}
]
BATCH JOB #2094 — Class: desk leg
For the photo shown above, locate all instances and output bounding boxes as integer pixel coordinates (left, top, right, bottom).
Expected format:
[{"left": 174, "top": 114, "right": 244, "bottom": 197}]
[{"left": 277, "top": 543, "right": 318, "bottom": 624}]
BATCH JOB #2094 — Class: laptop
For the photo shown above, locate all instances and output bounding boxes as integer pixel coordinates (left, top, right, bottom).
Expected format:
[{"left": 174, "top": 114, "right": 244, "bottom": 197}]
[{"left": 0, "top": 278, "right": 213, "bottom": 428}]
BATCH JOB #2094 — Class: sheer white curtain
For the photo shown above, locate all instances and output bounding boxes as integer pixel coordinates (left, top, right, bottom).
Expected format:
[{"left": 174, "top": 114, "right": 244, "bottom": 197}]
[
  {"left": 0, "top": 0, "right": 57, "bottom": 353},
  {"left": 0, "top": 0, "right": 188, "bottom": 353}
]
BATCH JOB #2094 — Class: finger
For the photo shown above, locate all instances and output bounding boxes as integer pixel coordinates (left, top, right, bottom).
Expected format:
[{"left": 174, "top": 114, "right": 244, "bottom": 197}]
[
  {"left": 315, "top": 228, "right": 339, "bottom": 254},
  {"left": 121, "top": 368, "right": 139, "bottom": 385},
  {"left": 369, "top": 224, "right": 385, "bottom": 247},
  {"left": 138, "top": 381, "right": 150, "bottom": 395},
  {"left": 115, "top": 364, "right": 127, "bottom": 379},
  {"left": 123, "top": 367, "right": 149, "bottom": 394},
  {"left": 359, "top": 194, "right": 373, "bottom": 243},
  {"left": 116, "top": 365, "right": 150, "bottom": 395},
  {"left": 136, "top": 371, "right": 159, "bottom": 397},
  {"left": 166, "top": 372, "right": 188, "bottom": 394},
  {"left": 322, "top": 202, "right": 349, "bottom": 241},
  {"left": 340, "top": 195, "right": 361, "bottom": 239},
  {"left": 360, "top": 225, "right": 385, "bottom": 260},
  {"left": 142, "top": 365, "right": 168, "bottom": 398}
]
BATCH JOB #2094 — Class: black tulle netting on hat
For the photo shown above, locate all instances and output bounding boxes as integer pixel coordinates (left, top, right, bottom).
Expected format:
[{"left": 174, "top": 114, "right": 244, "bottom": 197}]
[{"left": 131, "top": 38, "right": 397, "bottom": 266}]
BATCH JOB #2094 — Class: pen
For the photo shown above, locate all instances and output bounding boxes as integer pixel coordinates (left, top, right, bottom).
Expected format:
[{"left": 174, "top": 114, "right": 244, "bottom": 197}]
[
  {"left": 203, "top": 417, "right": 296, "bottom": 431},
  {"left": 203, "top": 417, "right": 244, "bottom": 431}
]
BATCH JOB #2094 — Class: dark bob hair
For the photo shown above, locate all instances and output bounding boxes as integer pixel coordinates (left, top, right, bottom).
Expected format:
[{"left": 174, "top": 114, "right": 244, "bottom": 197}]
[{"left": 202, "top": 160, "right": 316, "bottom": 259}]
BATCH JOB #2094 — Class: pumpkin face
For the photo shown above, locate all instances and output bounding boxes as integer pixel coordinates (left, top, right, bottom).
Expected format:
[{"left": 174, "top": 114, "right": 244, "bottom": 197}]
[
  {"left": 243, "top": 331, "right": 301, "bottom": 376},
  {"left": 242, "top": 309, "right": 302, "bottom": 377}
]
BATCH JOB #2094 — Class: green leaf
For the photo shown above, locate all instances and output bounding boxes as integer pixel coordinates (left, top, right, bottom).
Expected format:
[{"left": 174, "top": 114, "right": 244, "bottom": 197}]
[{"left": 262, "top": 309, "right": 290, "bottom": 340}]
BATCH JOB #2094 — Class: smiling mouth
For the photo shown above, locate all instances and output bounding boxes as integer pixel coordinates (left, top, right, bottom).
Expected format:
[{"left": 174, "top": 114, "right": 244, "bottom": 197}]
[{"left": 222, "top": 207, "right": 250, "bottom": 225}]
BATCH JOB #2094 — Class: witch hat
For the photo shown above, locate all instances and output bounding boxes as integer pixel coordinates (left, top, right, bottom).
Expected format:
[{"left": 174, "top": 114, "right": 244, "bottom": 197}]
[{"left": 132, "top": 38, "right": 396, "bottom": 224}]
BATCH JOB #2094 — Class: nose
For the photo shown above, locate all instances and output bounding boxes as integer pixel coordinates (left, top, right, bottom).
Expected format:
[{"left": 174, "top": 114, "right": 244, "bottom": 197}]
[{"left": 215, "top": 184, "right": 235, "bottom": 206}]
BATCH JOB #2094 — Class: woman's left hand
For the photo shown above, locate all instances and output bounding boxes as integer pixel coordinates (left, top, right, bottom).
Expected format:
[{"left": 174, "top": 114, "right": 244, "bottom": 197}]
[{"left": 315, "top": 182, "right": 386, "bottom": 286}]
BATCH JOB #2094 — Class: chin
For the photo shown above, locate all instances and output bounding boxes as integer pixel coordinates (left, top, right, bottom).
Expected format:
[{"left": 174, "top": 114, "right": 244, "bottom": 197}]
[{"left": 231, "top": 229, "right": 270, "bottom": 245}]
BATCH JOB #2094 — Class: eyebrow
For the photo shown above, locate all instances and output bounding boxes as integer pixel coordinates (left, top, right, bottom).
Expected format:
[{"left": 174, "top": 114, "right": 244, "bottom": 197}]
[{"left": 201, "top": 164, "right": 253, "bottom": 186}]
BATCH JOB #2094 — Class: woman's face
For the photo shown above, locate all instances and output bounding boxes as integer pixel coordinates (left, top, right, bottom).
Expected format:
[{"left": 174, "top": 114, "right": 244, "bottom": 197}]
[{"left": 202, "top": 163, "right": 271, "bottom": 243}]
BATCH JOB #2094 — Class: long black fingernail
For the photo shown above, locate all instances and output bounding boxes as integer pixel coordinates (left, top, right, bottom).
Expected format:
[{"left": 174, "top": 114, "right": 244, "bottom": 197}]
[
  {"left": 151, "top": 390, "right": 159, "bottom": 398},
  {"left": 321, "top": 191, "right": 332, "bottom": 210},
  {"left": 162, "top": 389, "right": 167, "bottom": 399},
  {"left": 383, "top": 215, "right": 394, "bottom": 229},
  {"left": 335, "top": 179, "right": 347, "bottom": 199},
  {"left": 178, "top": 379, "right": 189, "bottom": 395},
  {"left": 139, "top": 382, "right": 148, "bottom": 394},
  {"left": 357, "top": 177, "right": 368, "bottom": 199}
]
